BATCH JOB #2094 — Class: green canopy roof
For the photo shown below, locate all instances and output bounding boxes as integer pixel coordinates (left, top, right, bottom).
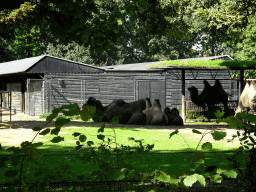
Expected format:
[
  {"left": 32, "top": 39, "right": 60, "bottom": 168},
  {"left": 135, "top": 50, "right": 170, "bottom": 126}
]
[{"left": 149, "top": 60, "right": 256, "bottom": 70}]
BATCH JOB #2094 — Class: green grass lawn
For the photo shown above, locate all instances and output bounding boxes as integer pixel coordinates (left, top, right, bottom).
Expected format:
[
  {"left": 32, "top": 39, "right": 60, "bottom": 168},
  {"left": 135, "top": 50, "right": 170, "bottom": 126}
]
[{"left": 0, "top": 120, "right": 247, "bottom": 185}]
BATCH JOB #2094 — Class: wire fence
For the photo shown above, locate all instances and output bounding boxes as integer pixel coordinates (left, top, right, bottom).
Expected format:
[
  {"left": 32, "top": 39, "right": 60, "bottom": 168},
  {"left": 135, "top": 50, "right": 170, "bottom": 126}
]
[
  {"left": 0, "top": 179, "right": 251, "bottom": 191},
  {"left": 0, "top": 151, "right": 251, "bottom": 192}
]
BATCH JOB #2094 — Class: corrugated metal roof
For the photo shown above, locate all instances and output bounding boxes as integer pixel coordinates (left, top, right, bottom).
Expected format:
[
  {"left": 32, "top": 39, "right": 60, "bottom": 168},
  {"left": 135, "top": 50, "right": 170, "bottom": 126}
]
[
  {"left": 100, "top": 55, "right": 233, "bottom": 72},
  {"left": 0, "top": 55, "right": 45, "bottom": 75},
  {"left": 101, "top": 61, "right": 162, "bottom": 71},
  {"left": 0, "top": 55, "right": 102, "bottom": 75}
]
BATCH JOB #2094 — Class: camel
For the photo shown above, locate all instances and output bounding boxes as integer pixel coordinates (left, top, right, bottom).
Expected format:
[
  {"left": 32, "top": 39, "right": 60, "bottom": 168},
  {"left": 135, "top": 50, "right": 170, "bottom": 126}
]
[
  {"left": 235, "top": 81, "right": 256, "bottom": 115},
  {"left": 163, "top": 107, "right": 183, "bottom": 126},
  {"left": 143, "top": 99, "right": 168, "bottom": 125},
  {"left": 188, "top": 80, "right": 229, "bottom": 109}
]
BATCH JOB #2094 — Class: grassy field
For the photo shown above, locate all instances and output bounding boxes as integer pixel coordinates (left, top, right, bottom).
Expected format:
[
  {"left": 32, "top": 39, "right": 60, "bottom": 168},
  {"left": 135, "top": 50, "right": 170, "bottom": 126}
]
[{"left": 0, "top": 117, "right": 247, "bottom": 185}]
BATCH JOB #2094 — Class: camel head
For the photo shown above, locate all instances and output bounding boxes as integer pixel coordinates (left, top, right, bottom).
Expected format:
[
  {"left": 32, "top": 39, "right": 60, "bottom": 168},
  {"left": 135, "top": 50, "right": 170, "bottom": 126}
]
[{"left": 188, "top": 86, "right": 198, "bottom": 95}]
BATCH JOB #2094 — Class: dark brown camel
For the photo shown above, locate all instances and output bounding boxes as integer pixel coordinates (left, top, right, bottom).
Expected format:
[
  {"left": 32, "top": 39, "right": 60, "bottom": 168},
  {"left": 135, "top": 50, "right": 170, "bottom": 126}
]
[
  {"left": 163, "top": 107, "right": 183, "bottom": 126},
  {"left": 188, "top": 80, "right": 229, "bottom": 109}
]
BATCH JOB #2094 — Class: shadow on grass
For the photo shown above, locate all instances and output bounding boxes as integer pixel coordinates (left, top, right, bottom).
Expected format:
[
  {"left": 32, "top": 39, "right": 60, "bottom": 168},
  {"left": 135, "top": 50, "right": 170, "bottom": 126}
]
[{"left": 0, "top": 119, "right": 230, "bottom": 130}]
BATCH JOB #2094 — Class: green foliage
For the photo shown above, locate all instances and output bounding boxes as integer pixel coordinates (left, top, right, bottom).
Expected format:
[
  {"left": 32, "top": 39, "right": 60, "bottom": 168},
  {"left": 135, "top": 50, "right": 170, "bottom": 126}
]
[
  {"left": 150, "top": 60, "right": 256, "bottom": 69},
  {"left": 2, "top": 103, "right": 256, "bottom": 191}
]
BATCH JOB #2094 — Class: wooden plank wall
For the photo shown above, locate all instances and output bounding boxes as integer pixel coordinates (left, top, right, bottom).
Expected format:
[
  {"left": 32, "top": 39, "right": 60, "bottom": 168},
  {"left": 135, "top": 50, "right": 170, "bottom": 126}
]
[
  {"left": 45, "top": 70, "right": 239, "bottom": 114},
  {"left": 7, "top": 83, "right": 22, "bottom": 113}
]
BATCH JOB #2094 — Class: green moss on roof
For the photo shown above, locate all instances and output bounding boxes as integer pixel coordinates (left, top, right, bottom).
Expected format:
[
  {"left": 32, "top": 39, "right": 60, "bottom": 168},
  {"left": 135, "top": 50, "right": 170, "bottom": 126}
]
[{"left": 149, "top": 60, "right": 256, "bottom": 69}]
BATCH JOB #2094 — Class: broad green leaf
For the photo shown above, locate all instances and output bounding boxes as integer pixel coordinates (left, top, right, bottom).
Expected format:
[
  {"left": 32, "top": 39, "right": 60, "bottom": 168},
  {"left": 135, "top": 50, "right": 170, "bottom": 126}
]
[
  {"left": 87, "top": 141, "right": 94, "bottom": 146},
  {"left": 46, "top": 113, "right": 58, "bottom": 122},
  {"left": 46, "top": 107, "right": 63, "bottom": 121},
  {"left": 112, "top": 116, "right": 119, "bottom": 124},
  {"left": 196, "top": 159, "right": 205, "bottom": 165},
  {"left": 73, "top": 132, "right": 81, "bottom": 137},
  {"left": 54, "top": 116, "right": 70, "bottom": 128},
  {"left": 39, "top": 128, "right": 51, "bottom": 135},
  {"left": 215, "top": 110, "right": 225, "bottom": 119},
  {"left": 246, "top": 113, "right": 256, "bottom": 123},
  {"left": 97, "top": 134, "right": 105, "bottom": 140},
  {"left": 51, "top": 127, "right": 61, "bottom": 135},
  {"left": 76, "top": 141, "right": 80, "bottom": 145},
  {"left": 30, "top": 149, "right": 43, "bottom": 160},
  {"left": 216, "top": 169, "right": 237, "bottom": 178},
  {"left": 155, "top": 170, "right": 171, "bottom": 182},
  {"left": 98, "top": 124, "right": 105, "bottom": 133},
  {"left": 211, "top": 131, "right": 227, "bottom": 140},
  {"left": 62, "top": 103, "right": 80, "bottom": 116},
  {"left": 51, "top": 136, "right": 64, "bottom": 143},
  {"left": 194, "top": 174, "right": 206, "bottom": 187},
  {"left": 76, "top": 145, "right": 83, "bottom": 150},
  {"left": 110, "top": 168, "right": 127, "bottom": 180},
  {"left": 31, "top": 142, "right": 43, "bottom": 148},
  {"left": 169, "top": 130, "right": 179, "bottom": 139},
  {"left": 201, "top": 142, "right": 212, "bottom": 151},
  {"left": 192, "top": 129, "right": 202, "bottom": 134},
  {"left": 80, "top": 109, "right": 91, "bottom": 121},
  {"left": 21, "top": 141, "right": 31, "bottom": 148},
  {"left": 79, "top": 134, "right": 87, "bottom": 142},
  {"left": 7, "top": 146, "right": 20, "bottom": 153},
  {"left": 183, "top": 175, "right": 197, "bottom": 187},
  {"left": 211, "top": 175, "right": 222, "bottom": 183},
  {"left": 5, "top": 170, "right": 18, "bottom": 178},
  {"left": 169, "top": 175, "right": 181, "bottom": 185},
  {"left": 32, "top": 127, "right": 42, "bottom": 131},
  {"left": 85, "top": 105, "right": 96, "bottom": 115}
]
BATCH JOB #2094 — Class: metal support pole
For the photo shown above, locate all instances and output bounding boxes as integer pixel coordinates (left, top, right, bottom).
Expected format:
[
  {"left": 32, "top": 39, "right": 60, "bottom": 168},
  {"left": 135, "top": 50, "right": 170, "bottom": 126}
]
[
  {"left": 240, "top": 69, "right": 244, "bottom": 94},
  {"left": 9, "top": 91, "right": 11, "bottom": 129},
  {"left": 181, "top": 69, "right": 186, "bottom": 123}
]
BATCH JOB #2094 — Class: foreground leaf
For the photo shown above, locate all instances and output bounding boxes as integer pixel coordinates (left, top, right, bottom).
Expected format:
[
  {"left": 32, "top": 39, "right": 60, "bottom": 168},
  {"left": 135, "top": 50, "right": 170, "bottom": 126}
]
[
  {"left": 183, "top": 175, "right": 197, "bottom": 187},
  {"left": 201, "top": 142, "right": 212, "bottom": 151},
  {"left": 211, "top": 131, "right": 227, "bottom": 140},
  {"left": 73, "top": 132, "right": 81, "bottom": 137},
  {"left": 194, "top": 174, "right": 206, "bottom": 187},
  {"left": 97, "top": 134, "right": 105, "bottom": 141},
  {"left": 155, "top": 170, "right": 171, "bottom": 182},
  {"left": 54, "top": 116, "right": 70, "bottom": 128},
  {"left": 211, "top": 175, "right": 222, "bottom": 183},
  {"left": 192, "top": 129, "right": 202, "bottom": 134},
  {"left": 39, "top": 128, "right": 51, "bottom": 135},
  {"left": 51, "top": 127, "right": 61, "bottom": 135},
  {"left": 51, "top": 136, "right": 64, "bottom": 143},
  {"left": 98, "top": 124, "right": 105, "bottom": 133},
  {"left": 32, "top": 127, "right": 42, "bottom": 131},
  {"left": 79, "top": 134, "right": 87, "bottom": 142},
  {"left": 216, "top": 168, "right": 237, "bottom": 178},
  {"left": 169, "top": 130, "right": 179, "bottom": 139}
]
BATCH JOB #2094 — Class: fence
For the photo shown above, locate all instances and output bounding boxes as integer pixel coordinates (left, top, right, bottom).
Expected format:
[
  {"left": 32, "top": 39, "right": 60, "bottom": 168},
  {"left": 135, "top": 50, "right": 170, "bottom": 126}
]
[
  {"left": 185, "top": 100, "right": 239, "bottom": 120},
  {"left": 0, "top": 152, "right": 251, "bottom": 192}
]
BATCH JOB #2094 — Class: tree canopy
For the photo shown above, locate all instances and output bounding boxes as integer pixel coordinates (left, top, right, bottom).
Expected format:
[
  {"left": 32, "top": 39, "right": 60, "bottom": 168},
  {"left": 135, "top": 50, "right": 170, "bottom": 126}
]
[{"left": 1, "top": 0, "right": 256, "bottom": 64}]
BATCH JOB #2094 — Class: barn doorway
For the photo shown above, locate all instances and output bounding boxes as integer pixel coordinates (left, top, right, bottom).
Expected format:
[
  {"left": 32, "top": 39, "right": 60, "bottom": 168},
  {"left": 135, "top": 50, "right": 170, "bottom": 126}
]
[{"left": 136, "top": 80, "right": 166, "bottom": 108}]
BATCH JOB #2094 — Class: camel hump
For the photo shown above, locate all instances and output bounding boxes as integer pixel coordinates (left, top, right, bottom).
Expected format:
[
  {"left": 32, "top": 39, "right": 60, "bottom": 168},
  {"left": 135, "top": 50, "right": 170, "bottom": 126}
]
[
  {"left": 115, "top": 99, "right": 126, "bottom": 107},
  {"left": 146, "top": 98, "right": 152, "bottom": 109}
]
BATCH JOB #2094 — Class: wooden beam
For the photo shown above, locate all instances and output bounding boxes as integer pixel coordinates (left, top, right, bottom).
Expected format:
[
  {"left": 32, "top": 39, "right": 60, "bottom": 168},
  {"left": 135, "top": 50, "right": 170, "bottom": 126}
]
[
  {"left": 181, "top": 69, "right": 186, "bottom": 122},
  {"left": 240, "top": 69, "right": 244, "bottom": 94}
]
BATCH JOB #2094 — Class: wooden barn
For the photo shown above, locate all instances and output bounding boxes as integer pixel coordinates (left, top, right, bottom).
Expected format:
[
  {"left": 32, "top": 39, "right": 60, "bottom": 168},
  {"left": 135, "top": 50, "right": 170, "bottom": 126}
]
[
  {"left": 0, "top": 55, "right": 103, "bottom": 116},
  {"left": 0, "top": 54, "right": 242, "bottom": 120}
]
